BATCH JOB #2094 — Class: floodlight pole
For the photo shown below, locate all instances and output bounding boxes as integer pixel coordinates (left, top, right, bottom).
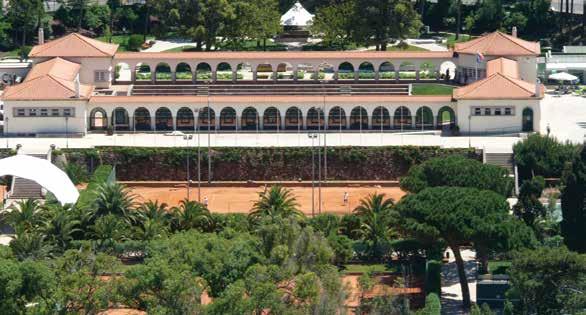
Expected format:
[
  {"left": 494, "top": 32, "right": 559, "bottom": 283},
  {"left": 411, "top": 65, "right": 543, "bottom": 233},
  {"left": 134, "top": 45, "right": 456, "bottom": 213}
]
[
  {"left": 206, "top": 81, "right": 212, "bottom": 184},
  {"left": 184, "top": 134, "right": 193, "bottom": 200},
  {"left": 308, "top": 133, "right": 317, "bottom": 217}
]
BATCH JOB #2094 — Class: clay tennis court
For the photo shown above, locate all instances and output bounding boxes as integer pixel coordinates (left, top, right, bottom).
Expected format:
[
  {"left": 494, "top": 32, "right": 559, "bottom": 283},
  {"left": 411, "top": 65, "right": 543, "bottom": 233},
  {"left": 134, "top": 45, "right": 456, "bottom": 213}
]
[{"left": 124, "top": 183, "right": 406, "bottom": 215}]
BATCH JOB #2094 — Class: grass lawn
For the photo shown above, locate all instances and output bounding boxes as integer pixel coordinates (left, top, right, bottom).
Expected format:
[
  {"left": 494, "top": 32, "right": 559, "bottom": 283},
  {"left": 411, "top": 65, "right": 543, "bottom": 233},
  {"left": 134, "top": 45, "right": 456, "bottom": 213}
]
[
  {"left": 164, "top": 40, "right": 288, "bottom": 52},
  {"left": 342, "top": 263, "right": 398, "bottom": 274},
  {"left": 446, "top": 33, "right": 475, "bottom": 48},
  {"left": 96, "top": 34, "right": 155, "bottom": 52},
  {"left": 411, "top": 83, "right": 455, "bottom": 96},
  {"left": 368, "top": 44, "right": 428, "bottom": 52},
  {"left": 488, "top": 260, "right": 511, "bottom": 275}
]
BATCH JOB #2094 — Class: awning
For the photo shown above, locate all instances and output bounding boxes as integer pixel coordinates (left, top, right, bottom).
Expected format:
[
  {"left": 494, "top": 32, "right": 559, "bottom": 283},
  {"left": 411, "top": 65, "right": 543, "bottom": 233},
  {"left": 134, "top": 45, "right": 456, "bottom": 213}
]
[
  {"left": 0, "top": 155, "right": 79, "bottom": 205},
  {"left": 281, "top": 1, "right": 314, "bottom": 27}
]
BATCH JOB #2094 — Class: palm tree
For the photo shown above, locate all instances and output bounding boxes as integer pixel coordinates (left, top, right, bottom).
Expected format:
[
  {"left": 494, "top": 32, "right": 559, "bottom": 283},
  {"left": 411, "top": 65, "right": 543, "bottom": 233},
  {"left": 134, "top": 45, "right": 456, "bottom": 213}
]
[
  {"left": 41, "top": 203, "right": 81, "bottom": 252},
  {"left": 94, "top": 182, "right": 136, "bottom": 223},
  {"left": 132, "top": 200, "right": 172, "bottom": 240},
  {"left": 3, "top": 199, "right": 45, "bottom": 234},
  {"left": 9, "top": 231, "right": 54, "bottom": 261},
  {"left": 88, "top": 214, "right": 130, "bottom": 252},
  {"left": 353, "top": 193, "right": 395, "bottom": 261},
  {"left": 136, "top": 200, "right": 171, "bottom": 224},
  {"left": 170, "top": 199, "right": 212, "bottom": 232},
  {"left": 249, "top": 185, "right": 302, "bottom": 223}
]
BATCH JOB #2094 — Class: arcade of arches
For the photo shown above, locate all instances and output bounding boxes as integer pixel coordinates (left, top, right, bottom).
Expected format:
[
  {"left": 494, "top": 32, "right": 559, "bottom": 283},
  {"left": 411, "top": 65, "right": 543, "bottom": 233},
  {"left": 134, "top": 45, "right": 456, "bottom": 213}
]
[{"left": 90, "top": 105, "right": 458, "bottom": 132}]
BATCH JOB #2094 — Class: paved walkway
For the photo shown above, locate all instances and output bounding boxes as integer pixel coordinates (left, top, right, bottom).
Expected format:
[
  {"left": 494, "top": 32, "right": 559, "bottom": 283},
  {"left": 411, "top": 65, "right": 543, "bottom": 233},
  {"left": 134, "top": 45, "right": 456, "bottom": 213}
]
[
  {"left": 441, "top": 248, "right": 477, "bottom": 315},
  {"left": 142, "top": 40, "right": 198, "bottom": 52}
]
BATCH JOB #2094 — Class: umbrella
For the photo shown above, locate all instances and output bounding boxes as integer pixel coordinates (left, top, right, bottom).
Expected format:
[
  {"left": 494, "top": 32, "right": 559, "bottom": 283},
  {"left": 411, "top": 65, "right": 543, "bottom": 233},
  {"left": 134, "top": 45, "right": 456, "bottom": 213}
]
[
  {"left": 0, "top": 154, "right": 79, "bottom": 205},
  {"left": 549, "top": 72, "right": 578, "bottom": 82}
]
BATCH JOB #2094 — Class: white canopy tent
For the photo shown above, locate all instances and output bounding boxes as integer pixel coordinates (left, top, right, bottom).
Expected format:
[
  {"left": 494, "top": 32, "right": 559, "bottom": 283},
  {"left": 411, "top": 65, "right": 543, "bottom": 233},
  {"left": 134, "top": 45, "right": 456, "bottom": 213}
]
[
  {"left": 0, "top": 155, "right": 79, "bottom": 205},
  {"left": 281, "top": 1, "right": 314, "bottom": 27},
  {"left": 549, "top": 72, "right": 579, "bottom": 82}
]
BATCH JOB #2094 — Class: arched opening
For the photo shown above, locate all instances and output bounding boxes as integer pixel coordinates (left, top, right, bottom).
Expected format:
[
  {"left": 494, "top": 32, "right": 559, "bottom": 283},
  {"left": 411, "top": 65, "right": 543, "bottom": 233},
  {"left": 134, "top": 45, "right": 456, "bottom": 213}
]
[
  {"left": 277, "top": 62, "right": 294, "bottom": 81},
  {"left": 522, "top": 108, "right": 534, "bottom": 132},
  {"left": 437, "top": 106, "right": 456, "bottom": 131},
  {"left": 306, "top": 107, "right": 325, "bottom": 130},
  {"left": 419, "top": 62, "right": 437, "bottom": 80},
  {"left": 155, "top": 107, "right": 173, "bottom": 131},
  {"left": 133, "top": 107, "right": 151, "bottom": 131},
  {"left": 220, "top": 107, "right": 237, "bottom": 130},
  {"left": 176, "top": 107, "right": 194, "bottom": 131},
  {"left": 295, "top": 63, "right": 313, "bottom": 81},
  {"left": 217, "top": 62, "right": 233, "bottom": 81},
  {"left": 379, "top": 62, "right": 396, "bottom": 80},
  {"left": 372, "top": 106, "right": 391, "bottom": 130},
  {"left": 263, "top": 107, "right": 281, "bottom": 130},
  {"left": 415, "top": 106, "right": 434, "bottom": 129},
  {"left": 315, "top": 62, "right": 332, "bottom": 81},
  {"left": 198, "top": 107, "right": 215, "bottom": 130},
  {"left": 393, "top": 106, "right": 412, "bottom": 129},
  {"left": 285, "top": 107, "right": 303, "bottom": 130},
  {"left": 114, "top": 62, "right": 130, "bottom": 82},
  {"left": 328, "top": 106, "right": 347, "bottom": 130},
  {"left": 349, "top": 106, "right": 368, "bottom": 130},
  {"left": 256, "top": 64, "right": 273, "bottom": 81},
  {"left": 135, "top": 63, "right": 152, "bottom": 82},
  {"left": 196, "top": 63, "right": 212, "bottom": 81},
  {"left": 155, "top": 63, "right": 172, "bottom": 82},
  {"left": 176, "top": 63, "right": 193, "bottom": 82},
  {"left": 112, "top": 107, "right": 129, "bottom": 131},
  {"left": 236, "top": 63, "right": 250, "bottom": 81},
  {"left": 399, "top": 62, "right": 416, "bottom": 81},
  {"left": 241, "top": 107, "right": 259, "bottom": 130},
  {"left": 89, "top": 108, "right": 107, "bottom": 130},
  {"left": 358, "top": 62, "right": 375, "bottom": 80},
  {"left": 338, "top": 62, "right": 355, "bottom": 80},
  {"left": 440, "top": 61, "right": 457, "bottom": 81}
]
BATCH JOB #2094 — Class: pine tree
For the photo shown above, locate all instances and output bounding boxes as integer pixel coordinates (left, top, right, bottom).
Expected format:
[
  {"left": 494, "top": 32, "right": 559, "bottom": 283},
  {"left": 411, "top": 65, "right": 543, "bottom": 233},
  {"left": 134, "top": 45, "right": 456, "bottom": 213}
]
[{"left": 561, "top": 145, "right": 586, "bottom": 253}]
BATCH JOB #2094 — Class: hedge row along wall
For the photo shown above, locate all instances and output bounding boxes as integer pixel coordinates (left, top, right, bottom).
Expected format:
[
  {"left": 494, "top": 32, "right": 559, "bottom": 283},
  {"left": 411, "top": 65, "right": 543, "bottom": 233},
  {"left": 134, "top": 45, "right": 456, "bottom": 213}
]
[{"left": 54, "top": 146, "right": 480, "bottom": 181}]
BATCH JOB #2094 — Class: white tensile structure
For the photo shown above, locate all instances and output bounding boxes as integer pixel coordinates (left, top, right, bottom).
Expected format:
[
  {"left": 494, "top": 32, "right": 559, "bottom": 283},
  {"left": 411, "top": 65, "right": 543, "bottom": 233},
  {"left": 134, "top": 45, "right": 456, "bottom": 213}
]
[
  {"left": 280, "top": 1, "right": 314, "bottom": 28},
  {"left": 1, "top": 30, "right": 544, "bottom": 136}
]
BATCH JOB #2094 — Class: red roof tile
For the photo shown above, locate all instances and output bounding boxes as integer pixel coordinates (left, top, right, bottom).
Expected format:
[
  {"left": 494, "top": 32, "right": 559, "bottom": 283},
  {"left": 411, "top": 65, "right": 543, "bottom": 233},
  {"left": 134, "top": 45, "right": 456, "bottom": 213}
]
[
  {"left": 455, "top": 31, "right": 540, "bottom": 56},
  {"left": 29, "top": 33, "right": 118, "bottom": 58},
  {"left": 453, "top": 73, "right": 543, "bottom": 100}
]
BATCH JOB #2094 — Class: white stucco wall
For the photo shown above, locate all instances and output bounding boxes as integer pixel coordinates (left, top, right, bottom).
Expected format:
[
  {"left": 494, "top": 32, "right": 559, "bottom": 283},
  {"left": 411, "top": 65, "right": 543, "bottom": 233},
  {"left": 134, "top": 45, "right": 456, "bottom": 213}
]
[
  {"left": 456, "top": 99, "right": 541, "bottom": 134},
  {"left": 4, "top": 100, "right": 87, "bottom": 136}
]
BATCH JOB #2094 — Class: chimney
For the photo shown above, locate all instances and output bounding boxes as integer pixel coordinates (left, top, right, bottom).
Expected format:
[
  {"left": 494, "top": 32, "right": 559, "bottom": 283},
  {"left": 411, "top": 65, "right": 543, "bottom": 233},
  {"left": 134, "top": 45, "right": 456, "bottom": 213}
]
[
  {"left": 74, "top": 74, "right": 80, "bottom": 98},
  {"left": 535, "top": 78, "right": 541, "bottom": 97},
  {"left": 511, "top": 26, "right": 518, "bottom": 38},
  {"left": 38, "top": 27, "right": 44, "bottom": 45}
]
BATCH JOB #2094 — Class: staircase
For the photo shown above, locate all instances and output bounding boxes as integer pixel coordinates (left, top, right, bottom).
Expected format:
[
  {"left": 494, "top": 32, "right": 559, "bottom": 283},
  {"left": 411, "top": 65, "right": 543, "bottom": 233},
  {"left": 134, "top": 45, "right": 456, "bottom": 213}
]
[
  {"left": 484, "top": 152, "right": 514, "bottom": 174},
  {"left": 9, "top": 154, "right": 47, "bottom": 201}
]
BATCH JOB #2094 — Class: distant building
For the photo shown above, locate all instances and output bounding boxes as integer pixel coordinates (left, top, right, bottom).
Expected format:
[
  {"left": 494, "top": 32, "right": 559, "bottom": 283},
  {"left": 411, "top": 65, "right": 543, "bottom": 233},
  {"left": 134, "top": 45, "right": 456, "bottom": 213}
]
[
  {"left": 1, "top": 31, "right": 543, "bottom": 137},
  {"left": 540, "top": 46, "right": 586, "bottom": 83}
]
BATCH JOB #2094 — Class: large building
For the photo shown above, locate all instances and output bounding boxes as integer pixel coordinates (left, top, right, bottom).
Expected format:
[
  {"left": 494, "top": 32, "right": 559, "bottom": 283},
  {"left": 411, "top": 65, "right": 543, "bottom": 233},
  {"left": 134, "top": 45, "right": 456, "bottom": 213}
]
[{"left": 1, "top": 31, "right": 543, "bottom": 137}]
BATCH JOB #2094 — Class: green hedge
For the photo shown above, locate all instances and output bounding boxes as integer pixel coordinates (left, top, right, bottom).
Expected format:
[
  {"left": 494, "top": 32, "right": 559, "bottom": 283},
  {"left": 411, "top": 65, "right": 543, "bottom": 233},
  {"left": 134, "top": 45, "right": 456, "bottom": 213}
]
[
  {"left": 76, "top": 165, "right": 113, "bottom": 207},
  {"left": 425, "top": 260, "right": 442, "bottom": 296},
  {"left": 417, "top": 293, "right": 441, "bottom": 315},
  {"left": 55, "top": 146, "right": 479, "bottom": 181}
]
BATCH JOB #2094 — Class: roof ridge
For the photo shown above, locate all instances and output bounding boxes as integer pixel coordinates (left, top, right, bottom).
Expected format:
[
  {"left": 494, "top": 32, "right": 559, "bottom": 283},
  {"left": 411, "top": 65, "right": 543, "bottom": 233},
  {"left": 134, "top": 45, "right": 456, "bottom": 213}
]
[
  {"left": 459, "top": 74, "right": 499, "bottom": 97},
  {"left": 4, "top": 76, "right": 45, "bottom": 97},
  {"left": 499, "top": 73, "right": 534, "bottom": 94},
  {"left": 31, "top": 34, "right": 69, "bottom": 56},
  {"left": 495, "top": 32, "right": 535, "bottom": 55},
  {"left": 47, "top": 74, "right": 76, "bottom": 94},
  {"left": 72, "top": 33, "right": 109, "bottom": 57}
]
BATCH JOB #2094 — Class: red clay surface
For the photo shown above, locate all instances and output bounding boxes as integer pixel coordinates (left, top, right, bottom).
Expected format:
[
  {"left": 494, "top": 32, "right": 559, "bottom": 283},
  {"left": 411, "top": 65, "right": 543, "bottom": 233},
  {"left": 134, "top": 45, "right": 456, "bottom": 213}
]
[{"left": 127, "top": 184, "right": 406, "bottom": 215}]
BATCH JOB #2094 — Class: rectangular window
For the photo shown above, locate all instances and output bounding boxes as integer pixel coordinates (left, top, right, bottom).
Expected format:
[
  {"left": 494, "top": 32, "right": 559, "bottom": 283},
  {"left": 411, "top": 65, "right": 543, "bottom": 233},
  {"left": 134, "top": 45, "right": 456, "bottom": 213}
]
[
  {"left": 28, "top": 109, "right": 37, "bottom": 116},
  {"left": 495, "top": 108, "right": 502, "bottom": 116},
  {"left": 63, "top": 108, "right": 73, "bottom": 117},
  {"left": 40, "top": 109, "right": 48, "bottom": 116},
  {"left": 51, "top": 109, "right": 60, "bottom": 116},
  {"left": 484, "top": 108, "right": 491, "bottom": 116},
  {"left": 505, "top": 108, "right": 512, "bottom": 116},
  {"left": 94, "top": 71, "right": 109, "bottom": 82},
  {"left": 16, "top": 109, "right": 25, "bottom": 117},
  {"left": 474, "top": 108, "right": 482, "bottom": 116}
]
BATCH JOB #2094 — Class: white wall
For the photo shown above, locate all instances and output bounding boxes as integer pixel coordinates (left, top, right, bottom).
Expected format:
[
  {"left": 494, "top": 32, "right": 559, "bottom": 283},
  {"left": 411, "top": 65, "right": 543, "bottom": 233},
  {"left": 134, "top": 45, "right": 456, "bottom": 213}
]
[
  {"left": 4, "top": 100, "right": 87, "bottom": 136},
  {"left": 456, "top": 99, "right": 541, "bottom": 134}
]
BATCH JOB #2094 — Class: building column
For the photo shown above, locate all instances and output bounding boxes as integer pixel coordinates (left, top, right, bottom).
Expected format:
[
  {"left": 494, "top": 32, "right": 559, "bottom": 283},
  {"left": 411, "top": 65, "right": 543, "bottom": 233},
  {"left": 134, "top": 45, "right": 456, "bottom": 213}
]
[
  {"left": 151, "top": 71, "right": 156, "bottom": 84},
  {"left": 374, "top": 71, "right": 380, "bottom": 81},
  {"left": 130, "top": 70, "right": 136, "bottom": 83},
  {"left": 232, "top": 70, "right": 238, "bottom": 83},
  {"left": 171, "top": 72, "right": 177, "bottom": 83},
  {"left": 215, "top": 116, "right": 220, "bottom": 131},
  {"left": 192, "top": 71, "right": 197, "bottom": 84},
  {"left": 395, "top": 70, "right": 400, "bottom": 82},
  {"left": 252, "top": 70, "right": 258, "bottom": 81},
  {"left": 211, "top": 71, "right": 217, "bottom": 83},
  {"left": 293, "top": 69, "right": 299, "bottom": 82},
  {"left": 150, "top": 115, "right": 156, "bottom": 131},
  {"left": 334, "top": 71, "right": 339, "bottom": 82},
  {"left": 354, "top": 71, "right": 359, "bottom": 82},
  {"left": 273, "top": 70, "right": 278, "bottom": 82},
  {"left": 411, "top": 116, "right": 416, "bottom": 129},
  {"left": 172, "top": 116, "right": 177, "bottom": 130},
  {"left": 314, "top": 68, "right": 320, "bottom": 82},
  {"left": 416, "top": 70, "right": 420, "bottom": 81},
  {"left": 436, "top": 68, "right": 441, "bottom": 81},
  {"left": 258, "top": 116, "right": 264, "bottom": 131}
]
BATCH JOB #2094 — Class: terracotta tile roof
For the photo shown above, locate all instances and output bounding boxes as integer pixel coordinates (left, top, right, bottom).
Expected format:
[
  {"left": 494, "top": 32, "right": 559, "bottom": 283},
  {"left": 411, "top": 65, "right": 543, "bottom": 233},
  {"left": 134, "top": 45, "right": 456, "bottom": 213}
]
[
  {"left": 89, "top": 94, "right": 453, "bottom": 104},
  {"left": 25, "top": 57, "right": 81, "bottom": 82},
  {"left": 3, "top": 76, "right": 94, "bottom": 100},
  {"left": 455, "top": 31, "right": 540, "bottom": 56},
  {"left": 114, "top": 50, "right": 454, "bottom": 61},
  {"left": 453, "top": 73, "right": 543, "bottom": 100},
  {"left": 486, "top": 57, "right": 519, "bottom": 78},
  {"left": 29, "top": 33, "right": 119, "bottom": 58}
]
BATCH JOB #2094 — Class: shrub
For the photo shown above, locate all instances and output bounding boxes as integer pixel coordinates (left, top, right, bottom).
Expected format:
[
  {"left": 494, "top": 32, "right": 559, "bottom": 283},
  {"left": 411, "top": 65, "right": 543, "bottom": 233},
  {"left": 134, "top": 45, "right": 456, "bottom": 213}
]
[
  {"left": 424, "top": 260, "right": 442, "bottom": 296},
  {"left": 63, "top": 163, "right": 88, "bottom": 185},
  {"left": 416, "top": 293, "right": 441, "bottom": 315},
  {"left": 127, "top": 34, "right": 144, "bottom": 51}
]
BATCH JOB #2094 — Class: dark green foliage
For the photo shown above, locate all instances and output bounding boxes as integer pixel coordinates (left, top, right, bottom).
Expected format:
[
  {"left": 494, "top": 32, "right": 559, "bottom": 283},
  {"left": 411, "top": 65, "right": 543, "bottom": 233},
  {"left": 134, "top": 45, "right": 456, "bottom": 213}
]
[
  {"left": 249, "top": 185, "right": 302, "bottom": 224},
  {"left": 561, "top": 145, "right": 586, "bottom": 253},
  {"left": 425, "top": 260, "right": 441, "bottom": 296},
  {"left": 513, "top": 134, "right": 579, "bottom": 180},
  {"left": 400, "top": 155, "right": 513, "bottom": 196},
  {"left": 63, "top": 162, "right": 89, "bottom": 185},
  {"left": 416, "top": 293, "right": 441, "bottom": 315},
  {"left": 127, "top": 34, "right": 143, "bottom": 51},
  {"left": 513, "top": 176, "right": 546, "bottom": 228},
  {"left": 55, "top": 146, "right": 478, "bottom": 181},
  {"left": 353, "top": 193, "right": 395, "bottom": 261},
  {"left": 507, "top": 247, "right": 586, "bottom": 315}
]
